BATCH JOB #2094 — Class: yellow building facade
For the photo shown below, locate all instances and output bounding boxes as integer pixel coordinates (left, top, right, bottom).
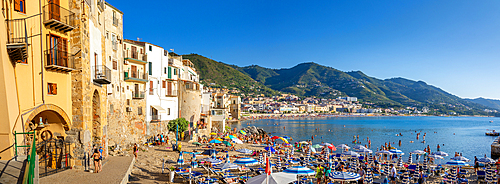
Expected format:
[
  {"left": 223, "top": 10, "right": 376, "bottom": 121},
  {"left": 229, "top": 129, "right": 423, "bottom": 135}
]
[{"left": 1, "top": 0, "right": 75, "bottom": 168}]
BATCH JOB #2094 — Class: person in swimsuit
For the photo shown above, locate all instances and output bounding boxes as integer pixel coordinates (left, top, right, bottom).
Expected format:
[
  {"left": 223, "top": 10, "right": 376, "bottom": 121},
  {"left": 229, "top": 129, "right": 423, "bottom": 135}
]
[
  {"left": 133, "top": 143, "right": 138, "bottom": 159},
  {"left": 93, "top": 149, "right": 101, "bottom": 173}
]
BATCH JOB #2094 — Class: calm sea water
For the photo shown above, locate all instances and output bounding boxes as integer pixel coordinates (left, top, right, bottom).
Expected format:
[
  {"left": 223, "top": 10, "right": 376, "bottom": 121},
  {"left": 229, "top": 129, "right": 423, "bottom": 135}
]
[{"left": 231, "top": 116, "right": 500, "bottom": 161}]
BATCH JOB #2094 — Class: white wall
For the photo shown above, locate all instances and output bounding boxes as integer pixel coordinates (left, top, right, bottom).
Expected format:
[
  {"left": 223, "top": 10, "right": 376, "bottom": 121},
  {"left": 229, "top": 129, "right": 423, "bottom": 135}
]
[{"left": 89, "top": 20, "right": 102, "bottom": 81}]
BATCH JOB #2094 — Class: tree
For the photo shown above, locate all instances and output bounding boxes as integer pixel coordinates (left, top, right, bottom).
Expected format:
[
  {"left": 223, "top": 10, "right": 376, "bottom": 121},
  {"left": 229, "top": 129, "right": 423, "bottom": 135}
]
[{"left": 168, "top": 118, "right": 189, "bottom": 133}]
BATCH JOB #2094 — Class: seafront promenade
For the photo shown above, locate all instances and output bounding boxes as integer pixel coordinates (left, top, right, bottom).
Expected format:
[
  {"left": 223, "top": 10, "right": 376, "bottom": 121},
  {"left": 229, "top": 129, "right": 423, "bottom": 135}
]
[{"left": 39, "top": 156, "right": 134, "bottom": 184}]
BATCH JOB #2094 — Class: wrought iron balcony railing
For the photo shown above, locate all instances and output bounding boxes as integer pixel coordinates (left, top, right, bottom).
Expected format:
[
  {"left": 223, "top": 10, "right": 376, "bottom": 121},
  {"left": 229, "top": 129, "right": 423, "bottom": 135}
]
[
  {"left": 43, "top": 3, "right": 75, "bottom": 33},
  {"left": 45, "top": 47, "right": 75, "bottom": 72},
  {"left": 6, "top": 18, "right": 28, "bottom": 61},
  {"left": 92, "top": 65, "right": 111, "bottom": 84}
]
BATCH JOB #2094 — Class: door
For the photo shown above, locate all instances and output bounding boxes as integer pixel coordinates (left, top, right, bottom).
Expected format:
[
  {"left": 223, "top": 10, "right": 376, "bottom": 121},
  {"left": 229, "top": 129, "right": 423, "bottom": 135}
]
[
  {"left": 134, "top": 84, "right": 139, "bottom": 97},
  {"left": 49, "top": 0, "right": 60, "bottom": 21},
  {"left": 131, "top": 65, "right": 137, "bottom": 78},
  {"left": 131, "top": 46, "right": 137, "bottom": 59},
  {"left": 149, "top": 81, "right": 153, "bottom": 95},
  {"left": 167, "top": 81, "right": 172, "bottom": 96}
]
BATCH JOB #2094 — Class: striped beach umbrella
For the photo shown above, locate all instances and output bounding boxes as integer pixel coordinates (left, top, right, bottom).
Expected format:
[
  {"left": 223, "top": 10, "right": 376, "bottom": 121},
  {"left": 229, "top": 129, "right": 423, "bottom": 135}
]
[
  {"left": 268, "top": 149, "right": 272, "bottom": 159},
  {"left": 413, "top": 166, "right": 420, "bottom": 181},
  {"left": 407, "top": 153, "right": 413, "bottom": 164},
  {"left": 384, "top": 164, "right": 390, "bottom": 176},
  {"left": 329, "top": 171, "right": 361, "bottom": 182},
  {"left": 445, "top": 160, "right": 468, "bottom": 167},
  {"left": 286, "top": 149, "right": 290, "bottom": 163},
  {"left": 277, "top": 155, "right": 282, "bottom": 171},
  {"left": 305, "top": 148, "right": 311, "bottom": 166},
  {"left": 450, "top": 156, "right": 470, "bottom": 162},
  {"left": 431, "top": 151, "right": 449, "bottom": 157},
  {"left": 401, "top": 170, "right": 410, "bottom": 184},
  {"left": 234, "top": 157, "right": 259, "bottom": 166},
  {"left": 368, "top": 153, "right": 374, "bottom": 164},
  {"left": 398, "top": 157, "right": 403, "bottom": 168},
  {"left": 486, "top": 164, "right": 493, "bottom": 183},
  {"left": 259, "top": 152, "right": 263, "bottom": 165},
  {"left": 479, "top": 157, "right": 496, "bottom": 164},
  {"left": 177, "top": 151, "right": 184, "bottom": 165},
  {"left": 283, "top": 166, "right": 316, "bottom": 175},
  {"left": 190, "top": 154, "right": 198, "bottom": 168},
  {"left": 423, "top": 157, "right": 428, "bottom": 171},
  {"left": 389, "top": 149, "right": 405, "bottom": 155},
  {"left": 364, "top": 168, "right": 373, "bottom": 184}
]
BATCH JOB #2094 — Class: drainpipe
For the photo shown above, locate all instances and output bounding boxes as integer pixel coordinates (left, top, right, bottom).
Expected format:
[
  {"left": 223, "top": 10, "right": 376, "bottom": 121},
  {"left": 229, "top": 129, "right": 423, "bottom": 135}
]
[{"left": 39, "top": 0, "right": 44, "bottom": 104}]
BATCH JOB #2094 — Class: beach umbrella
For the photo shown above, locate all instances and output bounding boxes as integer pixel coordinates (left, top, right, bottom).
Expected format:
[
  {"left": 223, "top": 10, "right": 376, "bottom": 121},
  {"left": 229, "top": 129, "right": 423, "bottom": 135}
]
[
  {"left": 367, "top": 153, "right": 374, "bottom": 164},
  {"left": 282, "top": 136, "right": 290, "bottom": 139},
  {"left": 259, "top": 152, "right": 264, "bottom": 165},
  {"left": 389, "top": 149, "right": 405, "bottom": 155},
  {"left": 239, "top": 130, "right": 246, "bottom": 135},
  {"left": 278, "top": 137, "right": 289, "bottom": 144},
  {"left": 232, "top": 137, "right": 244, "bottom": 144},
  {"left": 177, "top": 151, "right": 184, "bottom": 165},
  {"left": 401, "top": 170, "right": 410, "bottom": 184},
  {"left": 356, "top": 148, "right": 373, "bottom": 154},
  {"left": 320, "top": 142, "right": 333, "bottom": 147},
  {"left": 328, "top": 145, "right": 337, "bottom": 151},
  {"left": 304, "top": 148, "right": 311, "bottom": 166},
  {"left": 214, "top": 161, "right": 239, "bottom": 170},
  {"left": 202, "top": 157, "right": 222, "bottom": 164},
  {"left": 337, "top": 144, "right": 350, "bottom": 150},
  {"left": 423, "top": 157, "right": 428, "bottom": 171},
  {"left": 277, "top": 155, "right": 282, "bottom": 171},
  {"left": 450, "top": 156, "right": 470, "bottom": 162},
  {"left": 209, "top": 139, "right": 222, "bottom": 144},
  {"left": 350, "top": 159, "right": 358, "bottom": 172},
  {"left": 236, "top": 148, "right": 253, "bottom": 154},
  {"left": 222, "top": 140, "right": 232, "bottom": 146},
  {"left": 413, "top": 166, "right": 420, "bottom": 180},
  {"left": 478, "top": 157, "right": 496, "bottom": 164},
  {"left": 376, "top": 150, "right": 393, "bottom": 155},
  {"left": 265, "top": 146, "right": 276, "bottom": 153},
  {"left": 407, "top": 153, "right": 413, "bottom": 164},
  {"left": 271, "top": 136, "right": 280, "bottom": 140},
  {"left": 446, "top": 160, "right": 468, "bottom": 166},
  {"left": 343, "top": 151, "right": 360, "bottom": 157},
  {"left": 431, "top": 151, "right": 449, "bottom": 157},
  {"left": 234, "top": 158, "right": 259, "bottom": 166},
  {"left": 210, "top": 132, "right": 217, "bottom": 135},
  {"left": 410, "top": 150, "right": 426, "bottom": 154},
  {"left": 286, "top": 150, "right": 290, "bottom": 163},
  {"left": 329, "top": 171, "right": 361, "bottom": 182},
  {"left": 384, "top": 164, "right": 390, "bottom": 176},
  {"left": 364, "top": 168, "right": 373, "bottom": 184},
  {"left": 353, "top": 145, "right": 366, "bottom": 150},
  {"left": 203, "top": 149, "right": 218, "bottom": 156},
  {"left": 283, "top": 166, "right": 315, "bottom": 175},
  {"left": 312, "top": 144, "right": 322, "bottom": 149},
  {"left": 324, "top": 146, "right": 331, "bottom": 161},
  {"left": 299, "top": 141, "right": 309, "bottom": 144},
  {"left": 246, "top": 172, "right": 297, "bottom": 184},
  {"left": 398, "top": 157, "right": 403, "bottom": 168},
  {"left": 190, "top": 153, "right": 198, "bottom": 168},
  {"left": 192, "top": 142, "right": 202, "bottom": 145},
  {"left": 428, "top": 154, "right": 444, "bottom": 160}
]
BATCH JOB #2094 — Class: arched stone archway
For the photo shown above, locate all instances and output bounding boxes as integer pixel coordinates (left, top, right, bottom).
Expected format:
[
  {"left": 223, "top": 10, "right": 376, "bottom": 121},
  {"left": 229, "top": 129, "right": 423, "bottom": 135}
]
[
  {"left": 25, "top": 104, "right": 71, "bottom": 131},
  {"left": 92, "top": 90, "right": 101, "bottom": 144}
]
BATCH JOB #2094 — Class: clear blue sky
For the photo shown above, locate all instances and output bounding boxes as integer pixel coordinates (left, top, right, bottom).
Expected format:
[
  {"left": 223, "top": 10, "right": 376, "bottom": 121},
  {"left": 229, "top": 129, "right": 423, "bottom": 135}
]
[{"left": 109, "top": 0, "right": 500, "bottom": 100}]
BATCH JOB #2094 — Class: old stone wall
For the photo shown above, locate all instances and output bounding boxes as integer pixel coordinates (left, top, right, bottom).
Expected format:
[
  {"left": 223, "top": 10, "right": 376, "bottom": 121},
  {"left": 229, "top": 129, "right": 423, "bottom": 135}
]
[{"left": 107, "top": 97, "right": 146, "bottom": 148}]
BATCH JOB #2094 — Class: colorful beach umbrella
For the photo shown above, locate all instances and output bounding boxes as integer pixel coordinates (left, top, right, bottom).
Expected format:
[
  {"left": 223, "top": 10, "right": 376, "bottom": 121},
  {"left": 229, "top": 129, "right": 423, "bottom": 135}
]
[
  {"left": 210, "top": 132, "right": 217, "bottom": 135},
  {"left": 209, "top": 139, "right": 222, "bottom": 144},
  {"left": 265, "top": 146, "right": 276, "bottom": 153},
  {"left": 222, "top": 140, "right": 232, "bottom": 146},
  {"left": 328, "top": 145, "right": 337, "bottom": 151},
  {"left": 202, "top": 157, "right": 222, "bottom": 164},
  {"left": 428, "top": 154, "right": 444, "bottom": 160},
  {"left": 401, "top": 170, "right": 410, "bottom": 184},
  {"left": 389, "top": 149, "right": 405, "bottom": 155},
  {"left": 239, "top": 130, "right": 247, "bottom": 135},
  {"left": 271, "top": 136, "right": 280, "bottom": 140},
  {"left": 446, "top": 160, "right": 468, "bottom": 166},
  {"left": 329, "top": 171, "right": 361, "bottom": 181},
  {"left": 283, "top": 166, "right": 315, "bottom": 175}
]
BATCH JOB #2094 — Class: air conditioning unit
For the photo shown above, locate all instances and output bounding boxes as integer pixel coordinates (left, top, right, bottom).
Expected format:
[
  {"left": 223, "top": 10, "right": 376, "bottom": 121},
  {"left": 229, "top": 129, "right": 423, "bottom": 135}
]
[{"left": 126, "top": 107, "right": 132, "bottom": 112}]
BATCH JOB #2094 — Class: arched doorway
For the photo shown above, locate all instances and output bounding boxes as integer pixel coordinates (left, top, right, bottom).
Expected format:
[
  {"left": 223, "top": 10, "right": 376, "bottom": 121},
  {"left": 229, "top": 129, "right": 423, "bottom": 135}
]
[{"left": 92, "top": 90, "right": 101, "bottom": 145}]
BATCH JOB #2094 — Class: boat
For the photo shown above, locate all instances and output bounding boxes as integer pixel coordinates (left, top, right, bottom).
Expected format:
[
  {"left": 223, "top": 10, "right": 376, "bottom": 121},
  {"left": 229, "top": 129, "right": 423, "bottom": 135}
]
[{"left": 486, "top": 131, "right": 499, "bottom": 136}]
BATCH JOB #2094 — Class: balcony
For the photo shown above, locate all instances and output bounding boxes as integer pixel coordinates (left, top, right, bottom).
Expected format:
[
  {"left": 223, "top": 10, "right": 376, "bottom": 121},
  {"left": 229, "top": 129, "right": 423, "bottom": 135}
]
[
  {"left": 124, "top": 71, "right": 148, "bottom": 83},
  {"left": 43, "top": 3, "right": 75, "bottom": 33},
  {"left": 93, "top": 65, "right": 112, "bottom": 84},
  {"left": 124, "top": 50, "right": 147, "bottom": 64},
  {"left": 132, "top": 91, "right": 145, "bottom": 99},
  {"left": 6, "top": 18, "right": 28, "bottom": 62},
  {"left": 151, "top": 115, "right": 161, "bottom": 122},
  {"left": 165, "top": 90, "right": 178, "bottom": 97},
  {"left": 45, "top": 48, "right": 75, "bottom": 72}
]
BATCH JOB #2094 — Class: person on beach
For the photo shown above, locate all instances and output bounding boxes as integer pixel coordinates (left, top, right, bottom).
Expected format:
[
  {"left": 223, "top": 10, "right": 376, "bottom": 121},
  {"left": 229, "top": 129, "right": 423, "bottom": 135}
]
[
  {"left": 474, "top": 156, "right": 478, "bottom": 172},
  {"left": 93, "top": 148, "right": 101, "bottom": 173},
  {"left": 390, "top": 164, "right": 397, "bottom": 184},
  {"left": 133, "top": 143, "right": 138, "bottom": 159},
  {"left": 437, "top": 144, "right": 440, "bottom": 151}
]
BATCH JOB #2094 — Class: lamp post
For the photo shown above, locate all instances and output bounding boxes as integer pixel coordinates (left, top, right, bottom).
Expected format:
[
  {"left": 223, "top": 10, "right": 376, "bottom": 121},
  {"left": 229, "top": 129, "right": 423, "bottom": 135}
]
[{"left": 176, "top": 123, "right": 178, "bottom": 146}]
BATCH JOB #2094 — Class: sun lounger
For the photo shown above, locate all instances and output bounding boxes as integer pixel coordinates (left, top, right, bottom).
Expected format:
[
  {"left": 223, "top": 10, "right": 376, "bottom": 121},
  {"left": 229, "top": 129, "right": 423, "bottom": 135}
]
[{"left": 477, "top": 170, "right": 486, "bottom": 181}]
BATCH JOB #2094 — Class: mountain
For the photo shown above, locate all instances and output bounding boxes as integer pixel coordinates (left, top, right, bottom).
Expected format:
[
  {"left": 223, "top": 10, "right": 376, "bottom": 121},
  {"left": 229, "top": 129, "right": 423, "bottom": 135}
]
[
  {"left": 466, "top": 98, "right": 500, "bottom": 111},
  {"left": 184, "top": 54, "right": 497, "bottom": 116},
  {"left": 182, "top": 54, "right": 279, "bottom": 96}
]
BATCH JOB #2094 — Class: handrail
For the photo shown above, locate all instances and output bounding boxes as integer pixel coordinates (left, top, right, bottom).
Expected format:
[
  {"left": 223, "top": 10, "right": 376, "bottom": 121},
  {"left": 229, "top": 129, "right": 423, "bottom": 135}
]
[{"left": 15, "top": 130, "right": 36, "bottom": 184}]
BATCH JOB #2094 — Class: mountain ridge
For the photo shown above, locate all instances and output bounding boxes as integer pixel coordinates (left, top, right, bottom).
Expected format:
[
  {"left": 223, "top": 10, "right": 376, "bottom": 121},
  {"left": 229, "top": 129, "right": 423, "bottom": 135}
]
[{"left": 183, "top": 54, "right": 498, "bottom": 116}]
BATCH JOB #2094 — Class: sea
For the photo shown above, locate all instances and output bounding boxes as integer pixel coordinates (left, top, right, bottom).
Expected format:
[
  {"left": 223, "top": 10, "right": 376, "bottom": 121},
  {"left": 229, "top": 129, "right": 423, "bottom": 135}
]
[{"left": 231, "top": 116, "right": 500, "bottom": 161}]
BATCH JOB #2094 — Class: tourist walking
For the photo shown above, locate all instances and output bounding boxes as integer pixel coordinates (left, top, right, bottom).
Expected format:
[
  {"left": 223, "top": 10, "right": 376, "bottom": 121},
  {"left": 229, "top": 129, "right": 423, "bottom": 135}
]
[
  {"left": 315, "top": 165, "right": 324, "bottom": 184},
  {"left": 133, "top": 143, "right": 138, "bottom": 159},
  {"left": 390, "top": 164, "right": 397, "bottom": 184}
]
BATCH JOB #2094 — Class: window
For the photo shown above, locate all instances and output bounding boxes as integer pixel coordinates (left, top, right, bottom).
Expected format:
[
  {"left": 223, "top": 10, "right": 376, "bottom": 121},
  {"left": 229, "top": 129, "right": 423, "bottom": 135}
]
[
  {"left": 162, "top": 80, "right": 166, "bottom": 88},
  {"left": 110, "top": 104, "right": 114, "bottom": 114},
  {"left": 112, "top": 34, "right": 117, "bottom": 50},
  {"left": 164, "top": 67, "right": 166, "bottom": 74},
  {"left": 98, "top": 12, "right": 101, "bottom": 25},
  {"left": 167, "top": 108, "right": 171, "bottom": 115},
  {"left": 123, "top": 43, "right": 126, "bottom": 50},
  {"left": 138, "top": 107, "right": 142, "bottom": 115},
  {"left": 112, "top": 11, "right": 118, "bottom": 26},
  {"left": 149, "top": 81, "right": 153, "bottom": 94},
  {"left": 174, "top": 68, "right": 177, "bottom": 75},
  {"left": 14, "top": 0, "right": 26, "bottom": 14},
  {"left": 112, "top": 60, "right": 117, "bottom": 70},
  {"left": 48, "top": 83, "right": 57, "bottom": 95},
  {"left": 149, "top": 45, "right": 152, "bottom": 51},
  {"left": 148, "top": 62, "right": 152, "bottom": 75},
  {"left": 127, "top": 99, "right": 130, "bottom": 105}
]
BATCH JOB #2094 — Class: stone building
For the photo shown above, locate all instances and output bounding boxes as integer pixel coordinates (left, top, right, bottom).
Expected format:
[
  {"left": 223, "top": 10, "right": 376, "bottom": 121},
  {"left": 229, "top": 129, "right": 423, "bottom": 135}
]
[
  {"left": 178, "top": 59, "right": 201, "bottom": 140},
  {"left": 229, "top": 95, "right": 241, "bottom": 120},
  {"left": 69, "top": 0, "right": 111, "bottom": 169}
]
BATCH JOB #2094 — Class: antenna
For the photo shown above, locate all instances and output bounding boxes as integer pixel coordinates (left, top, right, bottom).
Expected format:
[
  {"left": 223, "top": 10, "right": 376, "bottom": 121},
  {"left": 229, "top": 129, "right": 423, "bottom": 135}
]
[{"left": 137, "top": 37, "right": 142, "bottom": 41}]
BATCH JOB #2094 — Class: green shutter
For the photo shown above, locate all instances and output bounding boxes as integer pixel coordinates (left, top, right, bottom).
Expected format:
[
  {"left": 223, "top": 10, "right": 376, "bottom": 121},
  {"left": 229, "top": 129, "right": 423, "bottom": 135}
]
[
  {"left": 168, "top": 66, "right": 172, "bottom": 79},
  {"left": 149, "top": 62, "right": 152, "bottom": 75},
  {"left": 174, "top": 68, "right": 177, "bottom": 75}
]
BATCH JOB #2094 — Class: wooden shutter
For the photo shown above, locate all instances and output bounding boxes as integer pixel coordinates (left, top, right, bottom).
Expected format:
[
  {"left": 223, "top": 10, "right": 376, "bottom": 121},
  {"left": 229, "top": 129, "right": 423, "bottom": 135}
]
[
  {"left": 149, "top": 81, "right": 153, "bottom": 93},
  {"left": 14, "top": 0, "right": 20, "bottom": 11},
  {"left": 162, "top": 80, "right": 166, "bottom": 88},
  {"left": 61, "top": 38, "right": 68, "bottom": 67},
  {"left": 53, "top": 84, "right": 57, "bottom": 95},
  {"left": 167, "top": 82, "right": 172, "bottom": 96}
]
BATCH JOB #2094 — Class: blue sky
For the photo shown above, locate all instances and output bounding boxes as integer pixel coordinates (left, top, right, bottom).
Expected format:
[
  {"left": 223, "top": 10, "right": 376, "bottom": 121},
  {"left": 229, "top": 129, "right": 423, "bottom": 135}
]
[{"left": 109, "top": 0, "right": 500, "bottom": 100}]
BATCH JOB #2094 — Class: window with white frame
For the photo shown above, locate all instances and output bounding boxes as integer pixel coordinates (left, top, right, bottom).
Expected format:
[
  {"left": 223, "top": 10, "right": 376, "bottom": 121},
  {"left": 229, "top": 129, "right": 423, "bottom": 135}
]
[{"left": 112, "top": 34, "right": 117, "bottom": 50}]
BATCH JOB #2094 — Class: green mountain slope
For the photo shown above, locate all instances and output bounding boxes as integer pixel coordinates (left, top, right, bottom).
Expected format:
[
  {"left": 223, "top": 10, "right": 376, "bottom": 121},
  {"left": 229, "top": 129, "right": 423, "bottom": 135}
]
[
  {"left": 182, "top": 54, "right": 279, "bottom": 96},
  {"left": 231, "top": 65, "right": 279, "bottom": 84},
  {"left": 466, "top": 98, "right": 500, "bottom": 111}
]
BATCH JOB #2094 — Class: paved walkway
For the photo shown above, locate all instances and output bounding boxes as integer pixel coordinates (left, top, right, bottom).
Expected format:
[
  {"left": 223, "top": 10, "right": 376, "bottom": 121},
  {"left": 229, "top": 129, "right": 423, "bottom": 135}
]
[
  {"left": 0, "top": 157, "right": 26, "bottom": 184},
  {"left": 40, "top": 156, "right": 134, "bottom": 184}
]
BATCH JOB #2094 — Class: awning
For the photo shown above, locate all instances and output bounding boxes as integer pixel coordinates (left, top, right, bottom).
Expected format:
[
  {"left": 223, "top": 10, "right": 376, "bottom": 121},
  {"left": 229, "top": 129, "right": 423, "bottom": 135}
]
[{"left": 151, "top": 105, "right": 166, "bottom": 113}]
